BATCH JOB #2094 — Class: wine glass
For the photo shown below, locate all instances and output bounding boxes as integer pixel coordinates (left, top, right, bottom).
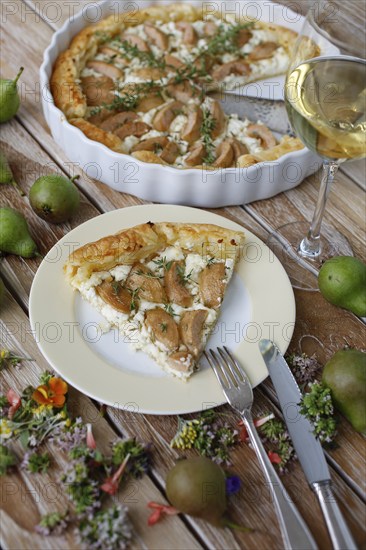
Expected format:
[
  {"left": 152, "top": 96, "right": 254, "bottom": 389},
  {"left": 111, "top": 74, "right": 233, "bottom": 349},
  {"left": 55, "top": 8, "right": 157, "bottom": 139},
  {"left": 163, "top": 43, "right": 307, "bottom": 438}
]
[{"left": 267, "top": 2, "right": 366, "bottom": 290}]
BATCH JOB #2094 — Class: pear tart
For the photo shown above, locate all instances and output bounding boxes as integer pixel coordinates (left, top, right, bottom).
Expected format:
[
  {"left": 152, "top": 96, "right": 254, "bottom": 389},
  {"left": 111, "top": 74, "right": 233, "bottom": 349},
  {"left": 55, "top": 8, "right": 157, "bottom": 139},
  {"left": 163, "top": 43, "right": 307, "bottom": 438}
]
[
  {"left": 64, "top": 222, "right": 244, "bottom": 380},
  {"left": 51, "top": 3, "right": 309, "bottom": 169}
]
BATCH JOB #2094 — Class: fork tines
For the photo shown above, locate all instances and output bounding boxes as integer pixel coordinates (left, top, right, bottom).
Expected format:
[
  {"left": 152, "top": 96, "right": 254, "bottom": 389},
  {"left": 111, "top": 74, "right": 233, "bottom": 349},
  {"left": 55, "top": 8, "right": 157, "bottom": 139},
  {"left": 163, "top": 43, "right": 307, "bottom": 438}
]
[{"left": 204, "top": 346, "right": 248, "bottom": 389}]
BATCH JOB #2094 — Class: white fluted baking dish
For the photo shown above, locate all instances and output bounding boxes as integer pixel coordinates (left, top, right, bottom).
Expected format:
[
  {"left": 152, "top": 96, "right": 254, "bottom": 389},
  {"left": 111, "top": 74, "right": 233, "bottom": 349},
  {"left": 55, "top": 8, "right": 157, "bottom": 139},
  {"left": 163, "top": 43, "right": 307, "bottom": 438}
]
[{"left": 40, "top": 0, "right": 320, "bottom": 207}]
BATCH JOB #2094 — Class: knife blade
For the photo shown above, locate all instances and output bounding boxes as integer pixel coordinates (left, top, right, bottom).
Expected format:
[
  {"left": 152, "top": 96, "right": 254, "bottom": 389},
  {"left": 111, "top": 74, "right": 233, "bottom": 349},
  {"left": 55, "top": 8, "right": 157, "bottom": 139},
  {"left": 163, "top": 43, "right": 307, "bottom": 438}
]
[
  {"left": 208, "top": 91, "right": 293, "bottom": 135},
  {"left": 259, "top": 339, "right": 357, "bottom": 550}
]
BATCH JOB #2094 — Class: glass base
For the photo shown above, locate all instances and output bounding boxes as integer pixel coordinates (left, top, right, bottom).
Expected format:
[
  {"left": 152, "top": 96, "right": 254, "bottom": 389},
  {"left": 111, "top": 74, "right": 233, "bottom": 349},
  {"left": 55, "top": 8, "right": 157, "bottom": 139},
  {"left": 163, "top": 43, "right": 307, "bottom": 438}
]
[{"left": 267, "top": 221, "right": 353, "bottom": 291}]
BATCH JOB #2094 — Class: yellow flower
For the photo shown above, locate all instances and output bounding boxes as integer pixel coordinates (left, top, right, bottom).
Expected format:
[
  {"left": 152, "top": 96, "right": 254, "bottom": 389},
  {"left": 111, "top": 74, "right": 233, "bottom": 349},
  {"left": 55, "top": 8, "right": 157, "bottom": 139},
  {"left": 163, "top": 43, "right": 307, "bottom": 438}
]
[
  {"left": 32, "top": 404, "right": 52, "bottom": 416},
  {"left": 0, "top": 419, "right": 12, "bottom": 441}
]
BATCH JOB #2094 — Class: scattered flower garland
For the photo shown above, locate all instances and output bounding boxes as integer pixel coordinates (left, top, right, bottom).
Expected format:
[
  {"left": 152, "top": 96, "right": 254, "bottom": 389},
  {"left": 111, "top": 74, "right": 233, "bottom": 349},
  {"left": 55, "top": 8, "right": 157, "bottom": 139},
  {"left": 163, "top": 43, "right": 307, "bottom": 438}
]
[
  {"left": 0, "top": 352, "right": 339, "bottom": 546},
  {"left": 0, "top": 369, "right": 150, "bottom": 549}
]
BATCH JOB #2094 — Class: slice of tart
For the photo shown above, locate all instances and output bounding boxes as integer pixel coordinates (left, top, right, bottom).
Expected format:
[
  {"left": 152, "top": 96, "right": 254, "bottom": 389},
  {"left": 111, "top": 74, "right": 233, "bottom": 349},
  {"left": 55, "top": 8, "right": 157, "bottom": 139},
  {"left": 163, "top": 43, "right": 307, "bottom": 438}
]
[{"left": 64, "top": 222, "right": 244, "bottom": 380}]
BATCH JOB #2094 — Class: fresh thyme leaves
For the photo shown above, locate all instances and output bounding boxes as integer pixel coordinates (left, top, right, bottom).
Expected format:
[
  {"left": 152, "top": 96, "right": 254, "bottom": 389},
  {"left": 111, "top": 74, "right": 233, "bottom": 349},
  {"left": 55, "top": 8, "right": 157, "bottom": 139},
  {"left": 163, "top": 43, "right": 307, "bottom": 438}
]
[
  {"left": 206, "top": 256, "right": 216, "bottom": 266},
  {"left": 176, "top": 263, "right": 192, "bottom": 286},
  {"left": 112, "top": 38, "right": 166, "bottom": 69},
  {"left": 153, "top": 257, "right": 173, "bottom": 272},
  {"left": 173, "top": 61, "right": 207, "bottom": 85},
  {"left": 201, "top": 108, "right": 216, "bottom": 164},
  {"left": 135, "top": 269, "right": 161, "bottom": 279},
  {"left": 127, "top": 287, "right": 140, "bottom": 311},
  {"left": 111, "top": 280, "right": 121, "bottom": 295},
  {"left": 201, "top": 22, "right": 254, "bottom": 57},
  {"left": 164, "top": 303, "right": 178, "bottom": 317},
  {"left": 160, "top": 322, "right": 168, "bottom": 333},
  {"left": 299, "top": 382, "right": 337, "bottom": 444},
  {"left": 89, "top": 81, "right": 160, "bottom": 116}
]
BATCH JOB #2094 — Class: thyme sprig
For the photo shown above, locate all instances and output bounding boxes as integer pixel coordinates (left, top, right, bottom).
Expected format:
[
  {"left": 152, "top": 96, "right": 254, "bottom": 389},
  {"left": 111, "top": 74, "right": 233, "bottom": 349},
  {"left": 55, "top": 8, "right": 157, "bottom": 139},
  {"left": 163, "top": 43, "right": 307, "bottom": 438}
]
[
  {"left": 89, "top": 81, "right": 160, "bottom": 116},
  {"left": 201, "top": 108, "right": 216, "bottom": 164},
  {"left": 200, "top": 22, "right": 254, "bottom": 57},
  {"left": 176, "top": 264, "right": 193, "bottom": 286},
  {"left": 111, "top": 38, "right": 166, "bottom": 69},
  {"left": 153, "top": 257, "right": 173, "bottom": 271},
  {"left": 164, "top": 303, "right": 179, "bottom": 317}
]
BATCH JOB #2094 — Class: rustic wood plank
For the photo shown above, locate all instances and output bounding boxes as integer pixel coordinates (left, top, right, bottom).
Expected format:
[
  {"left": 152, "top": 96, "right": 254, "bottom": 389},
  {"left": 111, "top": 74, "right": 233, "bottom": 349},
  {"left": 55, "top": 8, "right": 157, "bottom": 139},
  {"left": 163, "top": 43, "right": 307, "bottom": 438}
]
[
  {"left": 0, "top": 288, "right": 202, "bottom": 550},
  {"left": 341, "top": 159, "right": 366, "bottom": 191}
]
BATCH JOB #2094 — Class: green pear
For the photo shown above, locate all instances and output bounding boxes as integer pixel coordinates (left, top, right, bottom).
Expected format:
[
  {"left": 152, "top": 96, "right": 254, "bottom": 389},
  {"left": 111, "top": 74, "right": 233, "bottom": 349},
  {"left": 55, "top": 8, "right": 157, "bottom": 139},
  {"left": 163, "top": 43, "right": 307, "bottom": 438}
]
[
  {"left": 0, "top": 207, "right": 39, "bottom": 258},
  {"left": 166, "top": 457, "right": 227, "bottom": 526},
  {"left": 0, "top": 67, "right": 24, "bottom": 123},
  {"left": 0, "top": 150, "right": 25, "bottom": 196},
  {"left": 318, "top": 256, "right": 366, "bottom": 317},
  {"left": 323, "top": 349, "right": 366, "bottom": 433},
  {"left": 29, "top": 174, "right": 80, "bottom": 224}
]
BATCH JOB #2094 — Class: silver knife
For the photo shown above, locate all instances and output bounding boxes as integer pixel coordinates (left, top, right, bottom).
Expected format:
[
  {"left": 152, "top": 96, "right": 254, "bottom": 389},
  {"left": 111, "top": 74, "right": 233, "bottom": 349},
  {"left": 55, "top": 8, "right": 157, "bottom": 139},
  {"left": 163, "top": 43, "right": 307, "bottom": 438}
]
[
  {"left": 259, "top": 339, "right": 357, "bottom": 550},
  {"left": 209, "top": 91, "right": 293, "bottom": 134}
]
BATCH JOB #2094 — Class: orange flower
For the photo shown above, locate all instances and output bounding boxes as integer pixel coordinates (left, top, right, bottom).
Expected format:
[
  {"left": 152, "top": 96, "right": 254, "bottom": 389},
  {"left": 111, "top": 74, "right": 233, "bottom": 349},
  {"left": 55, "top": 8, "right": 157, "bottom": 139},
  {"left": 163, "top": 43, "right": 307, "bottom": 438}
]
[{"left": 32, "top": 377, "right": 68, "bottom": 408}]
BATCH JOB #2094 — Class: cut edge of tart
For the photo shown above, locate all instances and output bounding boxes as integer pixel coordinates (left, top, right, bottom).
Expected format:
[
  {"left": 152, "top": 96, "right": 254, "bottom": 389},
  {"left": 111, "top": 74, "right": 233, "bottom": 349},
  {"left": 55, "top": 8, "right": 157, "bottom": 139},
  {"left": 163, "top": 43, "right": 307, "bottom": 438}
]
[{"left": 64, "top": 222, "right": 244, "bottom": 380}]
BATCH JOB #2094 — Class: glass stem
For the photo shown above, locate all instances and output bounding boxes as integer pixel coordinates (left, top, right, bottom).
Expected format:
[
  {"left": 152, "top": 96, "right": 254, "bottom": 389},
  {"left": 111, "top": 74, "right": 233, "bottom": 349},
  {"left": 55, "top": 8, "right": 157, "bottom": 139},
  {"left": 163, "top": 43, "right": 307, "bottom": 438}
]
[{"left": 299, "top": 160, "right": 339, "bottom": 258}]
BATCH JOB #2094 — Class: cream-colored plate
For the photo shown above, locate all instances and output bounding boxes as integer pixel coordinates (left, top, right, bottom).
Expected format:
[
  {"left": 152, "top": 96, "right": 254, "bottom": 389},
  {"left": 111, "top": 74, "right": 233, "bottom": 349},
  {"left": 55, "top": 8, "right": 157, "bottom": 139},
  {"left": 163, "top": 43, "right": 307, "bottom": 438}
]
[{"left": 29, "top": 205, "right": 295, "bottom": 415}]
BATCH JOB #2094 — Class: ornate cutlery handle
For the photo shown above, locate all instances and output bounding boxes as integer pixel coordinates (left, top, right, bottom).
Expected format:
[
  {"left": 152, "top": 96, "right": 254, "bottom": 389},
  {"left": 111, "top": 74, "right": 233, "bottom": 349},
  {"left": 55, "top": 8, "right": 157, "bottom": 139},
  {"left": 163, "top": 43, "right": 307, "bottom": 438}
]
[{"left": 312, "top": 481, "right": 357, "bottom": 550}]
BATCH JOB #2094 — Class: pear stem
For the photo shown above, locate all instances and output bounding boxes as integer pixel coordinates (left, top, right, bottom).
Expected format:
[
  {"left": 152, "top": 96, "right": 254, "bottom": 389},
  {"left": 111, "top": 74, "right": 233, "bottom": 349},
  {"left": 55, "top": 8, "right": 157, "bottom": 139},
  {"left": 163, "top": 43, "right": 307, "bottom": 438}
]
[
  {"left": 70, "top": 175, "right": 80, "bottom": 184},
  {"left": 223, "top": 519, "right": 253, "bottom": 532},
  {"left": 13, "top": 67, "right": 24, "bottom": 86}
]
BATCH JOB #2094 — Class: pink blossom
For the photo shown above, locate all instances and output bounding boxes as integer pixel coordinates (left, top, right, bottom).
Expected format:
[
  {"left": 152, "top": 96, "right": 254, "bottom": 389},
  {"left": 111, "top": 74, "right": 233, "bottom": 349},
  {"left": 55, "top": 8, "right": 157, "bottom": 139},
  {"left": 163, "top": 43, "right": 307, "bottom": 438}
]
[
  {"left": 7, "top": 388, "right": 21, "bottom": 419},
  {"left": 101, "top": 454, "right": 130, "bottom": 495},
  {"left": 86, "top": 423, "right": 97, "bottom": 450}
]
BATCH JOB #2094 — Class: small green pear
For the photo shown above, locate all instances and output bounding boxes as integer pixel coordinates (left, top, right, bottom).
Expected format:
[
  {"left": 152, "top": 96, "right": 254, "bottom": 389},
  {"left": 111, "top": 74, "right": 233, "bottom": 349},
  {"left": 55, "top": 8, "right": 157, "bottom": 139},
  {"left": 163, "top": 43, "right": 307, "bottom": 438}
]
[
  {"left": 0, "top": 67, "right": 24, "bottom": 124},
  {"left": 166, "top": 457, "right": 227, "bottom": 526},
  {"left": 29, "top": 174, "right": 80, "bottom": 224},
  {"left": 0, "top": 150, "right": 25, "bottom": 196},
  {"left": 0, "top": 207, "right": 39, "bottom": 258},
  {"left": 318, "top": 256, "right": 366, "bottom": 317},
  {"left": 323, "top": 349, "right": 366, "bottom": 433}
]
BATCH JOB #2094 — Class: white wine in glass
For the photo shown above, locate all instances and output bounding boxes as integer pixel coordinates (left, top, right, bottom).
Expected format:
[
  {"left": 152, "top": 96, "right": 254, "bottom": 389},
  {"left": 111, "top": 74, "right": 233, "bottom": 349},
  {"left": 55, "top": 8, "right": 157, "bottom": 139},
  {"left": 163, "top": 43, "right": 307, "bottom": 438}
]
[
  {"left": 267, "top": 5, "right": 366, "bottom": 290},
  {"left": 286, "top": 57, "right": 365, "bottom": 161}
]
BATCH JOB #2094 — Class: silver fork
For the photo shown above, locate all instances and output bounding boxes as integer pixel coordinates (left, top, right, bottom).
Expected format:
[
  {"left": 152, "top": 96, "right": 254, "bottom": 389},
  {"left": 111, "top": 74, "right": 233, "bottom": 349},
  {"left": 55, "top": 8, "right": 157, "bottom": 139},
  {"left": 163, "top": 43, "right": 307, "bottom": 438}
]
[{"left": 204, "top": 346, "right": 318, "bottom": 550}]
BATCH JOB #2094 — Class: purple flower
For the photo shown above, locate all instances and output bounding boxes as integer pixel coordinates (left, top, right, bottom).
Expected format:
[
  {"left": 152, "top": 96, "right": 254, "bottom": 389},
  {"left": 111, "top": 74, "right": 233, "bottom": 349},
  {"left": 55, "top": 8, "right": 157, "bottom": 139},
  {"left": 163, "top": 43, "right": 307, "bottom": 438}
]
[{"left": 226, "top": 475, "right": 241, "bottom": 495}]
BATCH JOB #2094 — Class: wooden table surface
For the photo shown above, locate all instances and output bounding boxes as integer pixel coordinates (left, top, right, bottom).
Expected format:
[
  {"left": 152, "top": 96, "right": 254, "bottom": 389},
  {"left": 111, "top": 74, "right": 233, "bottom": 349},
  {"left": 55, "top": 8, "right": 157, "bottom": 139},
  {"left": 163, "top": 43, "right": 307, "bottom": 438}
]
[{"left": 0, "top": 1, "right": 365, "bottom": 548}]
